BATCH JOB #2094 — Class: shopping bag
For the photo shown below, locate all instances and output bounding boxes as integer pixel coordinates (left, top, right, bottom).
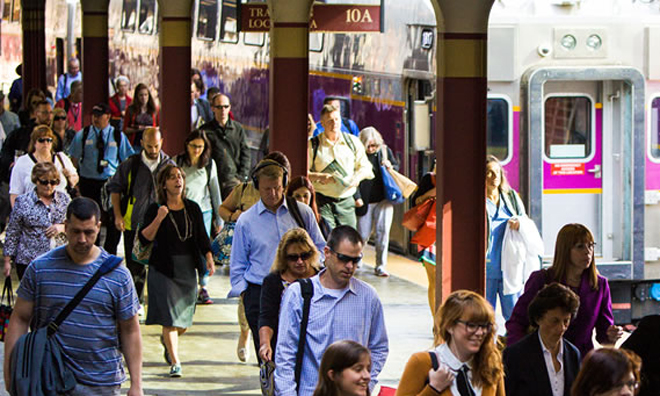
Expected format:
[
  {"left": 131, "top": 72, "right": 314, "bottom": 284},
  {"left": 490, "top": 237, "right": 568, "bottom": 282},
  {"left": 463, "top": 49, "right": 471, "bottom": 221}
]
[
  {"left": 131, "top": 226, "right": 153, "bottom": 266},
  {"left": 402, "top": 198, "right": 434, "bottom": 232},
  {"left": 0, "top": 276, "right": 13, "bottom": 342},
  {"left": 381, "top": 165, "right": 406, "bottom": 204},
  {"left": 410, "top": 200, "right": 437, "bottom": 248},
  {"left": 389, "top": 169, "right": 417, "bottom": 198},
  {"left": 212, "top": 222, "right": 236, "bottom": 266}
]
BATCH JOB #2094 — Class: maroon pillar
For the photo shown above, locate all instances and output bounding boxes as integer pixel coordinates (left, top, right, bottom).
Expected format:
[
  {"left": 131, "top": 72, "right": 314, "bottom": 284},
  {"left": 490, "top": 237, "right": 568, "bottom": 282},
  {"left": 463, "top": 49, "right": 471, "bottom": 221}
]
[
  {"left": 21, "top": 0, "right": 47, "bottom": 96},
  {"left": 81, "top": 1, "right": 110, "bottom": 125}
]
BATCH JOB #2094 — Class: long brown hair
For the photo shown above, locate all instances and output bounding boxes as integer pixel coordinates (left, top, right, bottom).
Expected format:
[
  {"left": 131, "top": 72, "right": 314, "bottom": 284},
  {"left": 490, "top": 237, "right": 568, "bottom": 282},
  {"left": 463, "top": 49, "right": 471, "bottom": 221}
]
[
  {"left": 127, "top": 83, "right": 157, "bottom": 115},
  {"left": 313, "top": 340, "right": 371, "bottom": 396},
  {"left": 156, "top": 164, "right": 186, "bottom": 205},
  {"left": 549, "top": 223, "right": 600, "bottom": 290},
  {"left": 571, "top": 348, "right": 641, "bottom": 396},
  {"left": 486, "top": 155, "right": 510, "bottom": 194},
  {"left": 287, "top": 176, "right": 320, "bottom": 222},
  {"left": 434, "top": 290, "right": 503, "bottom": 388},
  {"left": 178, "top": 129, "right": 211, "bottom": 169}
]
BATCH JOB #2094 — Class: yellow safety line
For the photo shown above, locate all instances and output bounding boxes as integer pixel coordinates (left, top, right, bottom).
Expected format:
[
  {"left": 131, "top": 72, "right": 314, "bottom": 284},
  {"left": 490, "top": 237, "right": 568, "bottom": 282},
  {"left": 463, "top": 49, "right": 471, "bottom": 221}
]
[
  {"left": 309, "top": 70, "right": 354, "bottom": 81},
  {"left": 350, "top": 94, "right": 405, "bottom": 108},
  {"left": 543, "top": 188, "right": 602, "bottom": 194}
]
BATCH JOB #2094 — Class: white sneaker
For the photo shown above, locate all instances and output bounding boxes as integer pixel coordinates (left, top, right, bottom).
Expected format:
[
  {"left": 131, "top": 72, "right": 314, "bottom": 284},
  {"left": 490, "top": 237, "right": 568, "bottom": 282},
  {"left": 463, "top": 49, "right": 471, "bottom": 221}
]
[{"left": 137, "top": 304, "right": 145, "bottom": 316}]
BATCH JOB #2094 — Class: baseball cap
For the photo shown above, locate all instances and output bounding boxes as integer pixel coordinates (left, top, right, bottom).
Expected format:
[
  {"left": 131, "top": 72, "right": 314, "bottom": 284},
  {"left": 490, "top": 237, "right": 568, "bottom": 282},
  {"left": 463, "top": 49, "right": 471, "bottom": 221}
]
[{"left": 91, "top": 102, "right": 110, "bottom": 115}]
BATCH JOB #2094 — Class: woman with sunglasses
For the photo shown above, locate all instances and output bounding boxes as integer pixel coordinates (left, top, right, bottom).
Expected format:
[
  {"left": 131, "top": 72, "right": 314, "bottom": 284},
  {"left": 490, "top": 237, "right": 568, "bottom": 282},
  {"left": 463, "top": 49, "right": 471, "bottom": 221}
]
[
  {"left": 4, "top": 162, "right": 70, "bottom": 280},
  {"left": 396, "top": 290, "right": 505, "bottom": 396},
  {"left": 50, "top": 107, "right": 76, "bottom": 152},
  {"left": 571, "top": 348, "right": 641, "bottom": 396},
  {"left": 9, "top": 126, "right": 78, "bottom": 206},
  {"left": 258, "top": 227, "right": 320, "bottom": 363},
  {"left": 506, "top": 223, "right": 623, "bottom": 357}
]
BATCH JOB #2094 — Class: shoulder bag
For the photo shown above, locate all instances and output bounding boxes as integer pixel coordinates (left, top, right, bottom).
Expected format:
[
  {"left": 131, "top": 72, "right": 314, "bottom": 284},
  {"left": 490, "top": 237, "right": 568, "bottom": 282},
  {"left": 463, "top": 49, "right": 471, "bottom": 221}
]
[
  {"left": 9, "top": 255, "right": 123, "bottom": 396},
  {"left": 0, "top": 276, "right": 14, "bottom": 342}
]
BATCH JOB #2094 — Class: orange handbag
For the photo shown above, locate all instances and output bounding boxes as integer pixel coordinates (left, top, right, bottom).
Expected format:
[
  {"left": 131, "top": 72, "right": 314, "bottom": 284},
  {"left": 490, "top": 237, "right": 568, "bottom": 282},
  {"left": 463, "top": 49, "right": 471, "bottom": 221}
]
[
  {"left": 402, "top": 198, "right": 435, "bottom": 232},
  {"left": 410, "top": 200, "right": 437, "bottom": 248}
]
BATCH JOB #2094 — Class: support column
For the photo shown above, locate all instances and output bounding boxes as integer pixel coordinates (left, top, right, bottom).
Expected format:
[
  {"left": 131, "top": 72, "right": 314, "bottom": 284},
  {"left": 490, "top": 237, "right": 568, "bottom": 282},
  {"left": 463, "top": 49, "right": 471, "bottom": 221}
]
[
  {"left": 157, "top": 0, "right": 192, "bottom": 154},
  {"left": 21, "top": 0, "right": 47, "bottom": 95},
  {"left": 433, "top": 0, "right": 494, "bottom": 305},
  {"left": 268, "top": 0, "right": 313, "bottom": 176},
  {"left": 80, "top": 0, "right": 109, "bottom": 125}
]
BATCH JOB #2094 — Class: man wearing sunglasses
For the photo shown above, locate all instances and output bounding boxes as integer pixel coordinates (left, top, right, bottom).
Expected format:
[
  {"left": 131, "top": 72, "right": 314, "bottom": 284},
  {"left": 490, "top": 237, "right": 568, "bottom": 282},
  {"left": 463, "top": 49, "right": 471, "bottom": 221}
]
[
  {"left": 200, "top": 93, "right": 250, "bottom": 199},
  {"left": 274, "top": 225, "right": 389, "bottom": 396}
]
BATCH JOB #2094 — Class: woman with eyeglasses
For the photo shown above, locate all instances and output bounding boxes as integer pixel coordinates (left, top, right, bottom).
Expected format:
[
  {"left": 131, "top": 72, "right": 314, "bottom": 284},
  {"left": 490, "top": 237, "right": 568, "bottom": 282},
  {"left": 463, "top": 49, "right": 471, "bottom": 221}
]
[
  {"left": 571, "top": 348, "right": 641, "bottom": 396},
  {"left": 258, "top": 227, "right": 320, "bottom": 363},
  {"left": 9, "top": 125, "right": 78, "bottom": 206},
  {"left": 396, "top": 290, "right": 505, "bottom": 396},
  {"left": 3, "top": 162, "right": 71, "bottom": 280},
  {"left": 173, "top": 129, "right": 223, "bottom": 304},
  {"left": 506, "top": 223, "right": 623, "bottom": 357},
  {"left": 50, "top": 107, "right": 76, "bottom": 152}
]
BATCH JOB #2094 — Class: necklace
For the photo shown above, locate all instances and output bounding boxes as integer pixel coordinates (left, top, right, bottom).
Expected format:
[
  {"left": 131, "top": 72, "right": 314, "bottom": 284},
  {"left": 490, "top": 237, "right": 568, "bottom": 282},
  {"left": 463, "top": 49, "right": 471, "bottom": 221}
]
[{"left": 168, "top": 204, "right": 191, "bottom": 241}]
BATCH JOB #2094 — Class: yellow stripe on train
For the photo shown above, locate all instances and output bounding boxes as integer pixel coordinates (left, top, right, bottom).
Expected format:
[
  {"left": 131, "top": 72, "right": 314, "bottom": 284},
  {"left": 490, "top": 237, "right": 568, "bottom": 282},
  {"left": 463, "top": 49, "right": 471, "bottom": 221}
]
[{"left": 543, "top": 188, "right": 603, "bottom": 194}]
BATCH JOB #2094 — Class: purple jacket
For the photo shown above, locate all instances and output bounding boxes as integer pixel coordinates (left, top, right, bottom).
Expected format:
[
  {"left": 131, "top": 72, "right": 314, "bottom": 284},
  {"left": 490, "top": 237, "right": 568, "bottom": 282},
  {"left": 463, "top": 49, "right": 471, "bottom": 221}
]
[{"left": 506, "top": 269, "right": 614, "bottom": 357}]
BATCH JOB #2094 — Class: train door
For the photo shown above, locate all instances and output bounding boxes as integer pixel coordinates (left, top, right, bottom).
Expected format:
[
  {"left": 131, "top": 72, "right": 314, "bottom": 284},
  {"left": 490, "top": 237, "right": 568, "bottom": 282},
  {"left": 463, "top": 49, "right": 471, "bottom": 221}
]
[{"left": 526, "top": 67, "right": 645, "bottom": 277}]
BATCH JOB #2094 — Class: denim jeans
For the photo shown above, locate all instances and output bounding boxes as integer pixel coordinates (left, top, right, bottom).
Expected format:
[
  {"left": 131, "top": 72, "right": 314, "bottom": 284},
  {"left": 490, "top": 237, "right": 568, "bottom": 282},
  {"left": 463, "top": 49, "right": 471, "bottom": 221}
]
[{"left": 486, "top": 278, "right": 520, "bottom": 321}]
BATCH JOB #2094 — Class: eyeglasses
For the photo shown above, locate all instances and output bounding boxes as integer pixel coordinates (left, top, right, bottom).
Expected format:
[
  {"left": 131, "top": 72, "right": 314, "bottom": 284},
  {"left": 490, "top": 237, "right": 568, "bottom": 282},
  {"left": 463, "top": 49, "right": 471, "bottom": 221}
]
[
  {"left": 285, "top": 251, "right": 313, "bottom": 262},
  {"left": 53, "top": 116, "right": 67, "bottom": 121},
  {"left": 188, "top": 143, "right": 205, "bottom": 150},
  {"left": 37, "top": 179, "right": 59, "bottom": 186},
  {"left": 330, "top": 249, "right": 363, "bottom": 264},
  {"left": 456, "top": 320, "right": 493, "bottom": 334},
  {"left": 212, "top": 104, "right": 230, "bottom": 109},
  {"left": 573, "top": 242, "right": 596, "bottom": 251},
  {"left": 616, "top": 380, "right": 640, "bottom": 391},
  {"left": 37, "top": 138, "right": 53, "bottom": 144}
]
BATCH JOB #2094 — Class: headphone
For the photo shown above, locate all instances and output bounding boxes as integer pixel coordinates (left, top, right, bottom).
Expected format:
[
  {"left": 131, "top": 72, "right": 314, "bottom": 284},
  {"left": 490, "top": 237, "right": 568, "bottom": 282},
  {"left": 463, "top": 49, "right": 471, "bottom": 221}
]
[{"left": 251, "top": 159, "right": 289, "bottom": 189}]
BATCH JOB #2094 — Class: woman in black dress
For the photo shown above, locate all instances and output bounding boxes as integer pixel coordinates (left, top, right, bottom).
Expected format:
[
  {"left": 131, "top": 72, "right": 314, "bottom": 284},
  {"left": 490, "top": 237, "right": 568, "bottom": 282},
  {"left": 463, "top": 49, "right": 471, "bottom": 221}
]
[{"left": 139, "top": 164, "right": 215, "bottom": 377}]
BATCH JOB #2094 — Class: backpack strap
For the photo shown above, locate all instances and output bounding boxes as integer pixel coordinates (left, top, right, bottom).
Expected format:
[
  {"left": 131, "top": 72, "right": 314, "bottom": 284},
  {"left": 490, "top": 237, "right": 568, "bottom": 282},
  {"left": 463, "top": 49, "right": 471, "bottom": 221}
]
[
  {"left": 341, "top": 131, "right": 356, "bottom": 154},
  {"left": 113, "top": 128, "right": 123, "bottom": 162},
  {"left": 47, "top": 255, "right": 123, "bottom": 337},
  {"left": 310, "top": 136, "right": 320, "bottom": 172},
  {"left": 429, "top": 351, "right": 439, "bottom": 370},
  {"left": 125, "top": 154, "right": 142, "bottom": 201},
  {"left": 295, "top": 278, "right": 314, "bottom": 393},
  {"left": 286, "top": 196, "right": 306, "bottom": 230},
  {"left": 80, "top": 125, "right": 91, "bottom": 164}
]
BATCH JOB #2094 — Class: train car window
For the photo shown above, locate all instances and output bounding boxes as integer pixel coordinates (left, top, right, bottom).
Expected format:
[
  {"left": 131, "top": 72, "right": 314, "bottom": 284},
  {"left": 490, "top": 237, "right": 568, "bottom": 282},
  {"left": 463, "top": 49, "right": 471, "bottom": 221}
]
[
  {"left": 309, "top": 33, "right": 324, "bottom": 52},
  {"left": 121, "top": 0, "right": 138, "bottom": 31},
  {"left": 487, "top": 98, "right": 510, "bottom": 162},
  {"left": 220, "top": 0, "right": 239, "bottom": 43},
  {"left": 650, "top": 97, "right": 660, "bottom": 160},
  {"left": 244, "top": 32, "right": 265, "bottom": 46},
  {"left": 197, "top": 0, "right": 218, "bottom": 41},
  {"left": 11, "top": 0, "right": 19, "bottom": 22},
  {"left": 138, "top": 0, "right": 156, "bottom": 35},
  {"left": 544, "top": 96, "right": 592, "bottom": 159},
  {"left": 2, "top": 0, "right": 11, "bottom": 21}
]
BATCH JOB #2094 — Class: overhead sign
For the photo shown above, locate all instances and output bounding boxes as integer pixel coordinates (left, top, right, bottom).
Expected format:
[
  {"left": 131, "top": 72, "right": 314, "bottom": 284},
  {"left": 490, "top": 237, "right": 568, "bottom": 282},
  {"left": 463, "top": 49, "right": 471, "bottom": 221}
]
[{"left": 240, "top": 4, "right": 382, "bottom": 33}]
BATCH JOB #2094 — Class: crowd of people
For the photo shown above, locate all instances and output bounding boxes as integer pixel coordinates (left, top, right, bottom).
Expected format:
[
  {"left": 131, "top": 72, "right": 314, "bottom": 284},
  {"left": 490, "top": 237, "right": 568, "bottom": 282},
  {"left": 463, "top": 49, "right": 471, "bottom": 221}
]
[{"left": 0, "top": 63, "right": 656, "bottom": 396}]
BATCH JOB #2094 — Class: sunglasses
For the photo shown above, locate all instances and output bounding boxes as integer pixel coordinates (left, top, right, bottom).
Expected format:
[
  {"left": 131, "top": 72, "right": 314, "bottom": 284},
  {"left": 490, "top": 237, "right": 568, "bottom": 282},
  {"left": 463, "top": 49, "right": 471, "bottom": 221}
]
[
  {"left": 212, "top": 104, "right": 230, "bottom": 109},
  {"left": 330, "top": 249, "right": 363, "bottom": 264},
  {"left": 37, "top": 179, "right": 59, "bottom": 186},
  {"left": 285, "top": 251, "right": 313, "bottom": 262},
  {"left": 53, "top": 116, "right": 67, "bottom": 121},
  {"left": 37, "top": 138, "right": 53, "bottom": 144}
]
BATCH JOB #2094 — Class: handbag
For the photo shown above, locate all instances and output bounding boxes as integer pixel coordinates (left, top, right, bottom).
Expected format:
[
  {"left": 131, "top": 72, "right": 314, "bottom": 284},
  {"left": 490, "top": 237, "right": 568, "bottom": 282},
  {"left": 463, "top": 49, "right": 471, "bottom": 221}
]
[
  {"left": 259, "top": 360, "right": 276, "bottom": 396},
  {"left": 380, "top": 146, "right": 417, "bottom": 199},
  {"left": 0, "top": 276, "right": 14, "bottom": 342},
  {"left": 55, "top": 154, "right": 79, "bottom": 198},
  {"left": 132, "top": 226, "right": 153, "bottom": 266},
  {"left": 402, "top": 198, "right": 435, "bottom": 232},
  {"left": 212, "top": 221, "right": 236, "bottom": 266},
  {"left": 381, "top": 165, "right": 406, "bottom": 204},
  {"left": 9, "top": 255, "right": 122, "bottom": 396},
  {"left": 411, "top": 200, "right": 437, "bottom": 248}
]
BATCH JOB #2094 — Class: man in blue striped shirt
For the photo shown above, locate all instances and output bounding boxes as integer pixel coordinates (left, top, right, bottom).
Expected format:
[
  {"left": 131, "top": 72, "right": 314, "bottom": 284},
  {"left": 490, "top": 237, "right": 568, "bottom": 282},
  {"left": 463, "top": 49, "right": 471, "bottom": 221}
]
[
  {"left": 274, "top": 226, "right": 389, "bottom": 396},
  {"left": 3, "top": 198, "right": 143, "bottom": 396}
]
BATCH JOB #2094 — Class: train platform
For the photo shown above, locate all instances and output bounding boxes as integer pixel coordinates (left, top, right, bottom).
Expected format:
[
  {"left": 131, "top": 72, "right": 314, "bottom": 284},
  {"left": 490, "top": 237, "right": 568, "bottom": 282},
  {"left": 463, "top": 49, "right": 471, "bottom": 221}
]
[{"left": 0, "top": 246, "right": 436, "bottom": 395}]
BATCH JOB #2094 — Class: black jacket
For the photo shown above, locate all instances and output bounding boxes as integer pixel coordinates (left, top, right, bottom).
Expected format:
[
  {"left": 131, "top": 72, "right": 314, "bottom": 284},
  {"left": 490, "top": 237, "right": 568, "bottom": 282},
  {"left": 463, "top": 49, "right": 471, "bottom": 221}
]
[
  {"left": 355, "top": 146, "right": 399, "bottom": 217},
  {"left": 503, "top": 330, "right": 581, "bottom": 396},
  {"left": 200, "top": 118, "right": 251, "bottom": 189}
]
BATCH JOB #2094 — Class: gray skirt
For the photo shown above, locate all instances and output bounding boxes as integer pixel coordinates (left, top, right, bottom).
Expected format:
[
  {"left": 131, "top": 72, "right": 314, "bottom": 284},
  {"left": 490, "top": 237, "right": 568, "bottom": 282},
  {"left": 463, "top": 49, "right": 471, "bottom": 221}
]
[{"left": 145, "top": 254, "right": 197, "bottom": 328}]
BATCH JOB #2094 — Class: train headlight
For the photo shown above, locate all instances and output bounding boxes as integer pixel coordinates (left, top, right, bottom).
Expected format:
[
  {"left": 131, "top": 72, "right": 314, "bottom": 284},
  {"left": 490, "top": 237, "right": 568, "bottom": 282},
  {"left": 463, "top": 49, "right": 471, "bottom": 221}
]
[
  {"left": 561, "top": 34, "right": 577, "bottom": 50},
  {"left": 586, "top": 34, "right": 602, "bottom": 51}
]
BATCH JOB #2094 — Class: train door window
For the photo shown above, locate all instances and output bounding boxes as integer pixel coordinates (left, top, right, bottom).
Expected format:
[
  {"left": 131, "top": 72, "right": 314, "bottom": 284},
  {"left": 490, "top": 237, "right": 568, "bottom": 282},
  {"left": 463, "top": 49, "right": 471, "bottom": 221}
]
[
  {"left": 121, "top": 0, "right": 138, "bottom": 31},
  {"left": 487, "top": 97, "right": 511, "bottom": 163},
  {"left": 649, "top": 97, "right": 660, "bottom": 161},
  {"left": 220, "top": 0, "right": 238, "bottom": 43},
  {"left": 11, "top": 0, "right": 19, "bottom": 22},
  {"left": 244, "top": 32, "right": 265, "bottom": 46},
  {"left": 2, "top": 0, "right": 11, "bottom": 21},
  {"left": 309, "top": 33, "right": 324, "bottom": 52},
  {"left": 197, "top": 0, "right": 218, "bottom": 41},
  {"left": 544, "top": 95, "right": 593, "bottom": 160},
  {"left": 138, "top": 0, "right": 156, "bottom": 35}
]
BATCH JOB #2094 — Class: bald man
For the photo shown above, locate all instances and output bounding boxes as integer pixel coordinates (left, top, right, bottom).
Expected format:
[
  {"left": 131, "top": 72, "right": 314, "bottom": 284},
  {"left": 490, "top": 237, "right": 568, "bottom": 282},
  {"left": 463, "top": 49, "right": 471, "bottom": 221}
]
[
  {"left": 106, "top": 127, "right": 173, "bottom": 310},
  {"left": 200, "top": 94, "right": 251, "bottom": 198},
  {"left": 55, "top": 57, "right": 82, "bottom": 102}
]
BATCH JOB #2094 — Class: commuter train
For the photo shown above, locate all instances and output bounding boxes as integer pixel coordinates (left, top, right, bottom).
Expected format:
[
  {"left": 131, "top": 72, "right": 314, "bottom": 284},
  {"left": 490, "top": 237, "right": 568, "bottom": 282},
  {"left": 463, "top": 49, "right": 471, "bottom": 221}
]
[{"left": 2, "top": 0, "right": 660, "bottom": 322}]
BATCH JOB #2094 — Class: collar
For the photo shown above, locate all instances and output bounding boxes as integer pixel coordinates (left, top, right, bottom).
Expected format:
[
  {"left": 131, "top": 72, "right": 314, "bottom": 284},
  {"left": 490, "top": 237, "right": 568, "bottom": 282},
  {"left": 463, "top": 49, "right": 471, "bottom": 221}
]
[
  {"left": 28, "top": 189, "right": 62, "bottom": 205},
  {"left": 256, "top": 196, "right": 287, "bottom": 215},
  {"left": 320, "top": 131, "right": 347, "bottom": 146},
  {"left": 435, "top": 343, "right": 473, "bottom": 372},
  {"left": 312, "top": 269, "right": 358, "bottom": 302},
  {"left": 538, "top": 330, "right": 564, "bottom": 360}
]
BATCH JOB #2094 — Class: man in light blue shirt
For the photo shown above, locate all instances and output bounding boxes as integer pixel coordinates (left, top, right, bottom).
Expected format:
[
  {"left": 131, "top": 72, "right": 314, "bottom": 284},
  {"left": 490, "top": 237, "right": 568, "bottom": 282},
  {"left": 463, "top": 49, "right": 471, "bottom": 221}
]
[
  {"left": 55, "top": 58, "right": 83, "bottom": 102},
  {"left": 274, "top": 226, "right": 388, "bottom": 396},
  {"left": 229, "top": 157, "right": 326, "bottom": 361}
]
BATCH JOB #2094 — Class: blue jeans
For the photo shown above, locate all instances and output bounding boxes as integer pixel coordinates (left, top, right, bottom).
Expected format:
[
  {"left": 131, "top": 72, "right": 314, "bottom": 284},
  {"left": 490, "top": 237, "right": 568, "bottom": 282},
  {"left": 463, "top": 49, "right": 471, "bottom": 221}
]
[{"left": 486, "top": 278, "right": 519, "bottom": 321}]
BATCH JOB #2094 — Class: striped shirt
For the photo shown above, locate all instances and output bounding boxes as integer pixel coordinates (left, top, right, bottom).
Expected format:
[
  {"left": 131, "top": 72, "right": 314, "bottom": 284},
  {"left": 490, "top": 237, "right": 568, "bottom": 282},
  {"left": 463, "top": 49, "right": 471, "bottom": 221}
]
[
  {"left": 17, "top": 246, "right": 139, "bottom": 386},
  {"left": 274, "top": 270, "right": 389, "bottom": 396}
]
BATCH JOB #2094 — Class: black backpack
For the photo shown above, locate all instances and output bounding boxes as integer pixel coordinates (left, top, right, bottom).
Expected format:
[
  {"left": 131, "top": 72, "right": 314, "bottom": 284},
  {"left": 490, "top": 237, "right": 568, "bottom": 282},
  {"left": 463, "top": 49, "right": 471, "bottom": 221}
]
[{"left": 79, "top": 126, "right": 124, "bottom": 165}]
